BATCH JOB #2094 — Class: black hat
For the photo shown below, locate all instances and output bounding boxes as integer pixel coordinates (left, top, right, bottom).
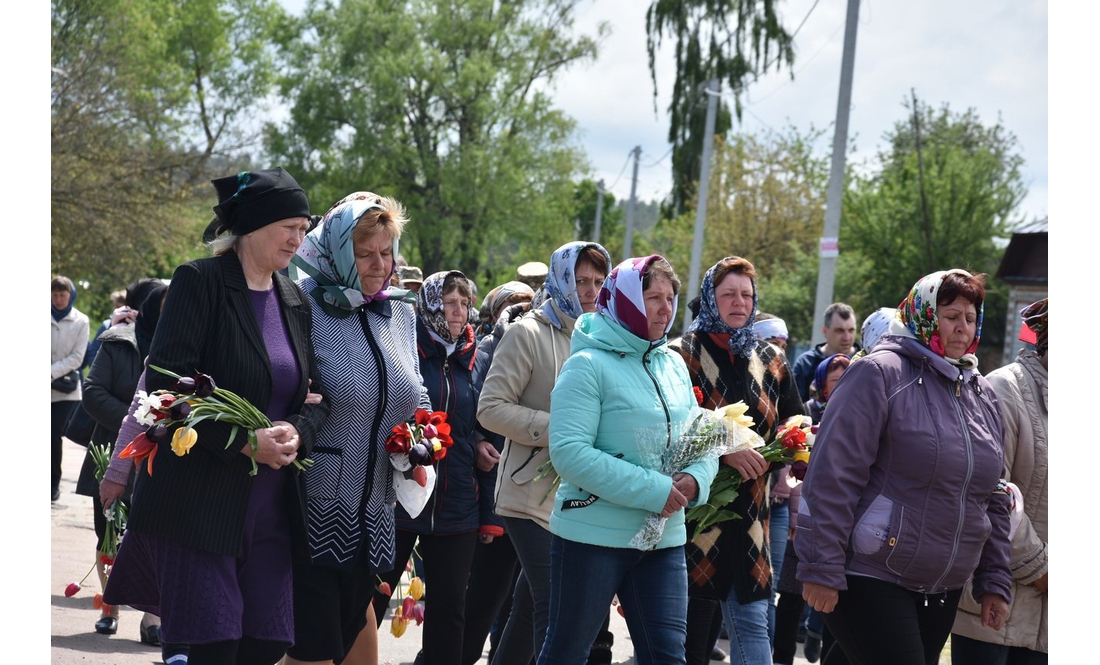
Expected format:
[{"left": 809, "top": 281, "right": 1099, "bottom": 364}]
[{"left": 207, "top": 167, "right": 311, "bottom": 239}]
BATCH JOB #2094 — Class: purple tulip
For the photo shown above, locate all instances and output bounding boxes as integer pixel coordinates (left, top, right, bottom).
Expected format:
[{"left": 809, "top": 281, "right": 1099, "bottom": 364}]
[
  {"left": 194, "top": 374, "right": 216, "bottom": 398},
  {"left": 175, "top": 376, "right": 197, "bottom": 393},
  {"left": 408, "top": 442, "right": 433, "bottom": 466},
  {"left": 170, "top": 401, "right": 192, "bottom": 420},
  {"left": 147, "top": 423, "right": 169, "bottom": 443}
]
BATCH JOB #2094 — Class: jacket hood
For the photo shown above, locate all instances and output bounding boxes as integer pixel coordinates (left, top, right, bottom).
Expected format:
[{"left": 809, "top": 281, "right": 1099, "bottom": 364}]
[
  {"left": 571, "top": 311, "right": 659, "bottom": 358},
  {"left": 96, "top": 322, "right": 138, "bottom": 349},
  {"left": 530, "top": 299, "right": 576, "bottom": 335}
]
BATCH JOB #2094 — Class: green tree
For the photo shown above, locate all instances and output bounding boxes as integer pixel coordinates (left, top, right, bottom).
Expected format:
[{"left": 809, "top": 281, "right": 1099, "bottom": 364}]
[
  {"left": 645, "top": 0, "right": 795, "bottom": 213},
  {"left": 268, "top": 0, "right": 605, "bottom": 285},
  {"left": 842, "top": 99, "right": 1026, "bottom": 362}
]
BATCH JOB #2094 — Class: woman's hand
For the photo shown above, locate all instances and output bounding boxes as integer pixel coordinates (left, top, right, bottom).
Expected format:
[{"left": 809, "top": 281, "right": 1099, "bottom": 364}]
[
  {"left": 672, "top": 473, "right": 699, "bottom": 503},
  {"left": 721, "top": 449, "right": 769, "bottom": 481},
  {"left": 249, "top": 422, "right": 301, "bottom": 469},
  {"left": 1031, "top": 572, "right": 1047, "bottom": 594},
  {"left": 980, "top": 593, "right": 1010, "bottom": 630},
  {"left": 660, "top": 484, "right": 689, "bottom": 518},
  {"left": 304, "top": 379, "right": 323, "bottom": 405},
  {"left": 100, "top": 478, "right": 125, "bottom": 510},
  {"left": 802, "top": 581, "right": 839, "bottom": 613},
  {"left": 475, "top": 440, "right": 500, "bottom": 472}
]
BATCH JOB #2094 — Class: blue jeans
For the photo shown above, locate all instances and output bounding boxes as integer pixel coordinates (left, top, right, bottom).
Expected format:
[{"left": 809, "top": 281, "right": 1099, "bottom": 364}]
[
  {"left": 720, "top": 593, "right": 772, "bottom": 665},
  {"left": 537, "top": 536, "right": 688, "bottom": 665},
  {"left": 768, "top": 500, "right": 790, "bottom": 645},
  {"left": 492, "top": 517, "right": 554, "bottom": 665}
]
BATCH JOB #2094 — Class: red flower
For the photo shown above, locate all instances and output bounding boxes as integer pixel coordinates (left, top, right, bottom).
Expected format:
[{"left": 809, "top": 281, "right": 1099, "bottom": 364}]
[
  {"left": 385, "top": 423, "right": 414, "bottom": 454},
  {"left": 780, "top": 426, "right": 807, "bottom": 450},
  {"left": 99, "top": 554, "right": 114, "bottom": 566},
  {"left": 402, "top": 595, "right": 416, "bottom": 618},
  {"left": 414, "top": 409, "right": 431, "bottom": 427},
  {"left": 409, "top": 602, "right": 425, "bottom": 625},
  {"left": 64, "top": 582, "right": 81, "bottom": 597},
  {"left": 692, "top": 386, "right": 705, "bottom": 406},
  {"left": 412, "top": 466, "right": 428, "bottom": 488},
  {"left": 378, "top": 581, "right": 392, "bottom": 597},
  {"left": 791, "top": 460, "right": 809, "bottom": 481},
  {"left": 119, "top": 432, "right": 158, "bottom": 476}
]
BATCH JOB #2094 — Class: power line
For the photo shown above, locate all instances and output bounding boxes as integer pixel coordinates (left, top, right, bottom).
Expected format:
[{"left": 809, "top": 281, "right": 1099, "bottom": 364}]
[
  {"left": 641, "top": 147, "right": 673, "bottom": 168},
  {"left": 606, "top": 149, "right": 635, "bottom": 191}
]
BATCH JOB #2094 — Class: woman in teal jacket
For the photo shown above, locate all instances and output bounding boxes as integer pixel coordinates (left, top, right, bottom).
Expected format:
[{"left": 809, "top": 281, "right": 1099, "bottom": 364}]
[{"left": 539, "top": 255, "right": 719, "bottom": 665}]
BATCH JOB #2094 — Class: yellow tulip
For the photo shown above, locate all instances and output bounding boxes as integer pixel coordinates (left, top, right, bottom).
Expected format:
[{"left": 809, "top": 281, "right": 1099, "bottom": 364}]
[
  {"left": 716, "top": 401, "right": 755, "bottom": 429},
  {"left": 793, "top": 450, "right": 811, "bottom": 464},
  {"left": 390, "top": 609, "right": 409, "bottom": 638},
  {"left": 408, "top": 576, "right": 425, "bottom": 601},
  {"left": 171, "top": 427, "right": 198, "bottom": 457}
]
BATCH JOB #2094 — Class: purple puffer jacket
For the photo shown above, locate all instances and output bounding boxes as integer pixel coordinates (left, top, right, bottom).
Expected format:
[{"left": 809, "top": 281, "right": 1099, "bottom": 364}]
[{"left": 795, "top": 335, "right": 1013, "bottom": 603}]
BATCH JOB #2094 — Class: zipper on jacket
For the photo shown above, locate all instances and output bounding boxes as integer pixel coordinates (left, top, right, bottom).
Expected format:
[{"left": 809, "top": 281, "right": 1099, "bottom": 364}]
[
  {"left": 932, "top": 377, "right": 975, "bottom": 593},
  {"left": 432, "top": 348, "right": 456, "bottom": 533},
  {"left": 955, "top": 371, "right": 963, "bottom": 397},
  {"left": 642, "top": 346, "right": 673, "bottom": 451}
]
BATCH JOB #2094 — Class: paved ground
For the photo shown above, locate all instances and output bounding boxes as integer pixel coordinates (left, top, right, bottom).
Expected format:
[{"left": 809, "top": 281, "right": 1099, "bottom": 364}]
[{"left": 51, "top": 437, "right": 819, "bottom": 664}]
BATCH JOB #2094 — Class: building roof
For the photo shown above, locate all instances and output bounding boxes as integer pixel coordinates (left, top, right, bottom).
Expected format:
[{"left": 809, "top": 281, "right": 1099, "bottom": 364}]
[{"left": 995, "top": 217, "right": 1048, "bottom": 284}]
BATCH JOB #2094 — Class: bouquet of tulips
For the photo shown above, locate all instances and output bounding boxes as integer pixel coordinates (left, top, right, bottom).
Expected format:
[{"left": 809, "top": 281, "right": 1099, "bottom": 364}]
[
  {"left": 685, "top": 413, "right": 815, "bottom": 540},
  {"left": 118, "top": 365, "right": 313, "bottom": 477},
  {"left": 64, "top": 443, "right": 128, "bottom": 606},
  {"left": 628, "top": 401, "right": 765, "bottom": 550}
]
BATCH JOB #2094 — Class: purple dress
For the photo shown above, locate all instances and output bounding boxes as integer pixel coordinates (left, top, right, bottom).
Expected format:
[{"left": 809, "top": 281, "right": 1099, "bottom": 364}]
[{"left": 104, "top": 286, "right": 303, "bottom": 644}]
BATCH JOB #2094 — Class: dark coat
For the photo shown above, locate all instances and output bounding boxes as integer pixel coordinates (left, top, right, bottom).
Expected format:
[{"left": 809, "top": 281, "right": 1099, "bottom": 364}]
[
  {"left": 75, "top": 324, "right": 142, "bottom": 499},
  {"left": 126, "top": 252, "right": 329, "bottom": 557}
]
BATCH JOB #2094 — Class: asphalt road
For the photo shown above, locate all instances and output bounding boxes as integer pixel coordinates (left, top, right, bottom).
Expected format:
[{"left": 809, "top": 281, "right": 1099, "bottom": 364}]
[{"left": 51, "top": 437, "right": 819, "bottom": 664}]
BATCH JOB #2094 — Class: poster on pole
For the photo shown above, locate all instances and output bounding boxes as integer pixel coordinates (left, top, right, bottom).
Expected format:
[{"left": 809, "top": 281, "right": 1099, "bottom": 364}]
[{"left": 819, "top": 236, "right": 839, "bottom": 258}]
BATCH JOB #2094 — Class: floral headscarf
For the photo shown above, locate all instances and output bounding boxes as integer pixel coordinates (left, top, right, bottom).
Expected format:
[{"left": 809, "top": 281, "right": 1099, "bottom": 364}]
[
  {"left": 860, "top": 307, "right": 897, "bottom": 354},
  {"left": 291, "top": 191, "right": 417, "bottom": 318},
  {"left": 813, "top": 353, "right": 851, "bottom": 403},
  {"left": 1021, "top": 297, "right": 1048, "bottom": 357},
  {"left": 539, "top": 241, "right": 613, "bottom": 329},
  {"left": 687, "top": 258, "right": 759, "bottom": 357},
  {"left": 418, "top": 270, "right": 473, "bottom": 344},
  {"left": 897, "top": 269, "right": 983, "bottom": 368},
  {"left": 597, "top": 255, "right": 678, "bottom": 342}
]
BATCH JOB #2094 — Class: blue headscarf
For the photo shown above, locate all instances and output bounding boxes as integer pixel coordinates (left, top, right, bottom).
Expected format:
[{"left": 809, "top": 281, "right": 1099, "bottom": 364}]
[
  {"left": 687, "top": 258, "right": 759, "bottom": 356},
  {"left": 291, "top": 191, "right": 417, "bottom": 318},
  {"left": 539, "top": 241, "right": 612, "bottom": 329}
]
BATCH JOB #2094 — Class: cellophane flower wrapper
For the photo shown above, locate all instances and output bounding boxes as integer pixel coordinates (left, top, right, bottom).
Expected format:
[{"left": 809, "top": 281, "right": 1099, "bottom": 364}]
[{"left": 628, "top": 405, "right": 764, "bottom": 550}]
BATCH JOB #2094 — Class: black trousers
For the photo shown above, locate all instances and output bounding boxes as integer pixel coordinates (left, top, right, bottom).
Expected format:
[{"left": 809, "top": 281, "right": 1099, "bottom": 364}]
[
  {"left": 685, "top": 597, "right": 723, "bottom": 665},
  {"left": 823, "top": 575, "right": 962, "bottom": 665},
  {"left": 461, "top": 534, "right": 520, "bottom": 665},
  {"left": 373, "top": 529, "right": 479, "bottom": 665},
  {"left": 51, "top": 401, "right": 77, "bottom": 492}
]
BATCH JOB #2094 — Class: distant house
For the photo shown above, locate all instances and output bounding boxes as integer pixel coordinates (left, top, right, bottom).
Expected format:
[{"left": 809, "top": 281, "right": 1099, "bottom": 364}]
[{"left": 995, "top": 217, "right": 1047, "bottom": 366}]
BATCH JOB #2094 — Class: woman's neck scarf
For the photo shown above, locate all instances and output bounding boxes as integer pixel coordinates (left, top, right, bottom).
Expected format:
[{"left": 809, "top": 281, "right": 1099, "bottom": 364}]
[
  {"left": 596, "top": 255, "right": 677, "bottom": 343},
  {"left": 1021, "top": 298, "right": 1048, "bottom": 357},
  {"left": 291, "top": 191, "right": 417, "bottom": 318},
  {"left": 897, "top": 269, "right": 983, "bottom": 369},
  {"left": 419, "top": 270, "right": 472, "bottom": 345},
  {"left": 52, "top": 283, "right": 76, "bottom": 322},
  {"left": 687, "top": 260, "right": 759, "bottom": 357},
  {"left": 539, "top": 241, "right": 612, "bottom": 329}
]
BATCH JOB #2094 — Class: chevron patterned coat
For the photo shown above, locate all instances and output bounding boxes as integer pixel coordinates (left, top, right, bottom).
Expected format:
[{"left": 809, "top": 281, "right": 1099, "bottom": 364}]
[{"left": 300, "top": 277, "right": 430, "bottom": 573}]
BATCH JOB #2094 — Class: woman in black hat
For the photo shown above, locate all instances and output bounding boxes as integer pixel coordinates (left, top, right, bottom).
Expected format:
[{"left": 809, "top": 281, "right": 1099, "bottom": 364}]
[{"left": 104, "top": 168, "right": 330, "bottom": 665}]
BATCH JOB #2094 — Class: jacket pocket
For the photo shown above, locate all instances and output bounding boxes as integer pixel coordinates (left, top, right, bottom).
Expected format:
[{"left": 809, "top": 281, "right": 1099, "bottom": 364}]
[
  {"left": 509, "top": 446, "right": 548, "bottom": 485},
  {"left": 305, "top": 446, "right": 343, "bottom": 500},
  {"left": 852, "top": 494, "right": 895, "bottom": 555}
]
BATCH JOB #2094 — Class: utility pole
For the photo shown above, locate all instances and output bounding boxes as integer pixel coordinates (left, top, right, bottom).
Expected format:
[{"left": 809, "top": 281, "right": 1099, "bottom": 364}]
[
  {"left": 810, "top": 0, "right": 860, "bottom": 347},
  {"left": 682, "top": 78, "right": 720, "bottom": 331},
  {"left": 623, "top": 145, "right": 641, "bottom": 261},
  {"left": 593, "top": 179, "right": 605, "bottom": 243}
]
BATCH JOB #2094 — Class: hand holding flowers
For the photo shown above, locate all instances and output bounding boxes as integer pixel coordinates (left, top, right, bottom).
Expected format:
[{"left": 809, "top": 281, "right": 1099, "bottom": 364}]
[{"left": 386, "top": 408, "right": 454, "bottom": 470}]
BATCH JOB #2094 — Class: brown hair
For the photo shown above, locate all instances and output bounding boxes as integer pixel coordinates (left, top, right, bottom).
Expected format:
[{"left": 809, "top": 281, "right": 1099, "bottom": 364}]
[
  {"left": 937, "top": 272, "right": 987, "bottom": 309},
  {"left": 443, "top": 272, "right": 473, "bottom": 300},
  {"left": 823, "top": 302, "right": 855, "bottom": 327},
  {"left": 51, "top": 275, "right": 74, "bottom": 293},
  {"left": 643, "top": 257, "right": 682, "bottom": 295},
  {"left": 575, "top": 246, "right": 611, "bottom": 277},
  {"left": 711, "top": 256, "right": 757, "bottom": 290}
]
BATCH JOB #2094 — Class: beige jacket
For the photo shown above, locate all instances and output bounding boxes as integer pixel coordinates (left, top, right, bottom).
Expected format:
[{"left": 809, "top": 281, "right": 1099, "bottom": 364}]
[
  {"left": 51, "top": 309, "right": 89, "bottom": 403},
  {"left": 476, "top": 302, "right": 575, "bottom": 529},
  {"left": 953, "top": 350, "right": 1048, "bottom": 653}
]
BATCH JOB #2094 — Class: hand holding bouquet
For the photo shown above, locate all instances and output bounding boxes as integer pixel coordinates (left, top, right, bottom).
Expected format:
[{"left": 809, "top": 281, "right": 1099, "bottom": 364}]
[{"left": 386, "top": 408, "right": 454, "bottom": 488}]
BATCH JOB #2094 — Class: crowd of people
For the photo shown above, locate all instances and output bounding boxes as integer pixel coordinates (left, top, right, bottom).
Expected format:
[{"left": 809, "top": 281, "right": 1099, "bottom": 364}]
[{"left": 52, "top": 166, "right": 1047, "bottom": 665}]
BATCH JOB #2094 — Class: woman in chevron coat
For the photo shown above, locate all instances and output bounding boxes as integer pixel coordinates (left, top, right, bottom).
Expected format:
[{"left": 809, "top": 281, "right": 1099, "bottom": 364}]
[{"left": 286, "top": 192, "right": 430, "bottom": 665}]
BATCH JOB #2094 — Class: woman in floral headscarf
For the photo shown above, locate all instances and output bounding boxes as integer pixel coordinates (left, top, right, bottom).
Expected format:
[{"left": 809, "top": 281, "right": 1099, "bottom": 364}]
[
  {"left": 476, "top": 240, "right": 612, "bottom": 665},
  {"left": 371, "top": 269, "right": 502, "bottom": 665},
  {"left": 539, "top": 255, "right": 717, "bottom": 665},
  {"left": 285, "top": 191, "right": 430, "bottom": 665},
  {"left": 796, "top": 269, "right": 1013, "bottom": 665},
  {"left": 669, "top": 256, "right": 804, "bottom": 665}
]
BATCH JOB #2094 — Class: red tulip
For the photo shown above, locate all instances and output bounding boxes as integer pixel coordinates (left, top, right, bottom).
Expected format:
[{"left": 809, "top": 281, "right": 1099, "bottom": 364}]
[
  {"left": 402, "top": 595, "right": 416, "bottom": 617},
  {"left": 414, "top": 409, "right": 431, "bottom": 427},
  {"left": 64, "top": 583, "right": 81, "bottom": 597},
  {"left": 412, "top": 465, "right": 428, "bottom": 488},
  {"left": 693, "top": 386, "right": 705, "bottom": 406},
  {"left": 378, "top": 581, "right": 392, "bottom": 597}
]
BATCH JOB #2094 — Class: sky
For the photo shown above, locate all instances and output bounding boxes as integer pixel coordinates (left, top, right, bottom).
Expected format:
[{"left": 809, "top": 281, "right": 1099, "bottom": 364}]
[{"left": 275, "top": 0, "right": 1048, "bottom": 223}]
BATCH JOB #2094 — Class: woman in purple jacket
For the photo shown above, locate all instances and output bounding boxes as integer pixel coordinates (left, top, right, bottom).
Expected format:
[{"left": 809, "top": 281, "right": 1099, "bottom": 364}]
[{"left": 795, "top": 269, "right": 1013, "bottom": 665}]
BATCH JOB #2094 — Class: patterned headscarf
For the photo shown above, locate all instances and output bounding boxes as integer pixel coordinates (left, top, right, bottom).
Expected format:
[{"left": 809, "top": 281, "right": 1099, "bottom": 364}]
[
  {"left": 291, "top": 191, "right": 417, "bottom": 318},
  {"left": 860, "top": 307, "right": 898, "bottom": 354},
  {"left": 754, "top": 318, "right": 788, "bottom": 342},
  {"left": 813, "top": 353, "right": 851, "bottom": 403},
  {"left": 897, "top": 269, "right": 983, "bottom": 368},
  {"left": 597, "top": 255, "right": 678, "bottom": 342},
  {"left": 418, "top": 270, "right": 473, "bottom": 344},
  {"left": 687, "top": 258, "right": 759, "bottom": 357},
  {"left": 539, "top": 241, "right": 613, "bottom": 328},
  {"left": 1021, "top": 298, "right": 1048, "bottom": 357}
]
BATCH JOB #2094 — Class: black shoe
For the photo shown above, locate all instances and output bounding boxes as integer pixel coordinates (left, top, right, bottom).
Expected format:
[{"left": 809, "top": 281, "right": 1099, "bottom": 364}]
[
  {"left": 140, "top": 623, "right": 162, "bottom": 646},
  {"left": 52, "top": 487, "right": 60, "bottom": 502},
  {"left": 710, "top": 645, "right": 728, "bottom": 661},
  {"left": 95, "top": 616, "right": 119, "bottom": 635},
  {"left": 161, "top": 641, "right": 189, "bottom": 664},
  {"left": 586, "top": 643, "right": 613, "bottom": 665},
  {"left": 804, "top": 635, "right": 822, "bottom": 663},
  {"left": 796, "top": 623, "right": 807, "bottom": 643}
]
